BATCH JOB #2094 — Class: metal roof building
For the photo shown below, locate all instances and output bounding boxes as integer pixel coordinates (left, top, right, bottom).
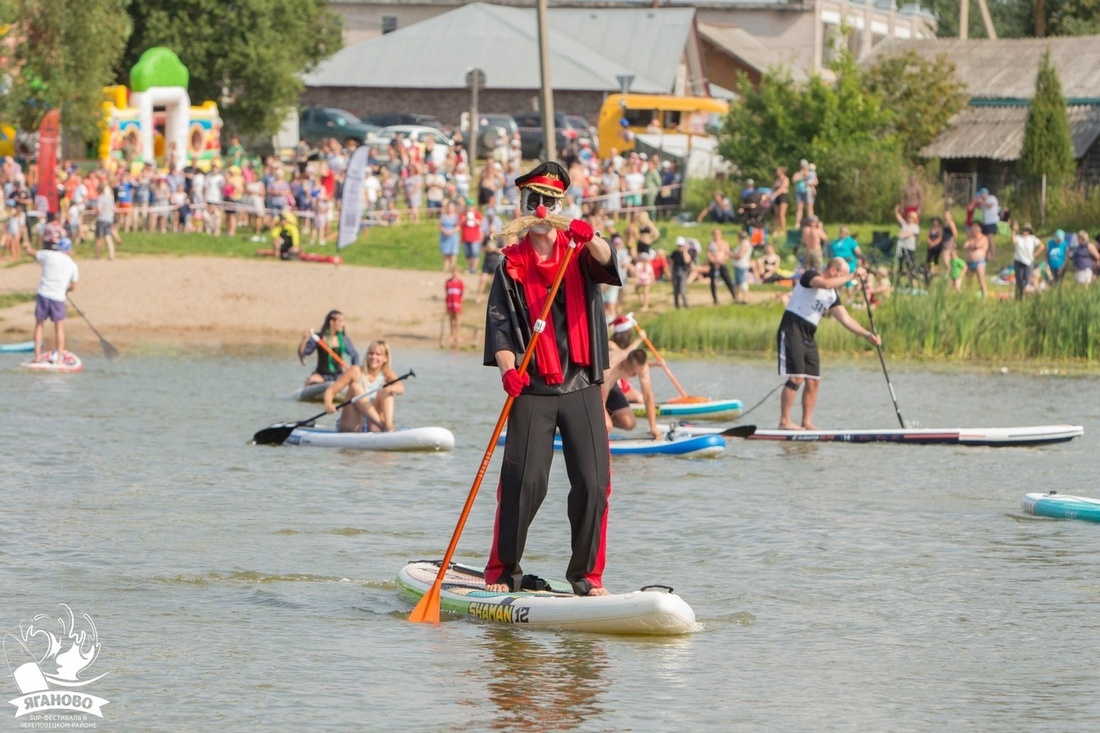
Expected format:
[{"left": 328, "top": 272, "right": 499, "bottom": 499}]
[
  {"left": 865, "top": 35, "right": 1100, "bottom": 100},
  {"left": 865, "top": 35, "right": 1100, "bottom": 186},
  {"left": 303, "top": 3, "right": 708, "bottom": 129}
]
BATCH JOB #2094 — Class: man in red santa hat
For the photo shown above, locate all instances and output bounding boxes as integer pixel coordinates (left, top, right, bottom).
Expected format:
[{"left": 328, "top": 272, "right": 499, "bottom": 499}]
[{"left": 603, "top": 314, "right": 660, "bottom": 438}]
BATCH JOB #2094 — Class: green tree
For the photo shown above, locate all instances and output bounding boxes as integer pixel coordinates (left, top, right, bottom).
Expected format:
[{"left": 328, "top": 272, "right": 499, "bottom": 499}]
[
  {"left": 0, "top": 0, "right": 131, "bottom": 138},
  {"left": 1047, "top": 0, "right": 1100, "bottom": 35},
  {"left": 924, "top": 0, "right": 1034, "bottom": 38},
  {"left": 1019, "top": 49, "right": 1075, "bottom": 186},
  {"left": 925, "top": 0, "right": 1100, "bottom": 37},
  {"left": 122, "top": 0, "right": 343, "bottom": 137},
  {"left": 865, "top": 51, "right": 968, "bottom": 164},
  {"left": 718, "top": 54, "right": 908, "bottom": 221}
]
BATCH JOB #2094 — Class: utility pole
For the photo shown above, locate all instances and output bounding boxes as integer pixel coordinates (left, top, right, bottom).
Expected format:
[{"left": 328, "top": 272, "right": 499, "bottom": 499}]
[
  {"left": 537, "top": 0, "right": 556, "bottom": 162},
  {"left": 466, "top": 67, "right": 485, "bottom": 163},
  {"left": 975, "top": 0, "right": 997, "bottom": 38},
  {"left": 959, "top": 0, "right": 997, "bottom": 39}
]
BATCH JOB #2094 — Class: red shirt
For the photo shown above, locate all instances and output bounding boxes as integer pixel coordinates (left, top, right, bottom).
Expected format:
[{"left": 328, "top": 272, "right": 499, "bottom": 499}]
[
  {"left": 445, "top": 277, "right": 464, "bottom": 313},
  {"left": 460, "top": 210, "right": 483, "bottom": 244},
  {"left": 321, "top": 169, "right": 336, "bottom": 200},
  {"left": 651, "top": 252, "right": 668, "bottom": 281}
]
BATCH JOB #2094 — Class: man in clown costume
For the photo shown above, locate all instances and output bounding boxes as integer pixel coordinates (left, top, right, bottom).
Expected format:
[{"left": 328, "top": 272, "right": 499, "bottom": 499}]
[{"left": 482, "top": 161, "right": 620, "bottom": 597}]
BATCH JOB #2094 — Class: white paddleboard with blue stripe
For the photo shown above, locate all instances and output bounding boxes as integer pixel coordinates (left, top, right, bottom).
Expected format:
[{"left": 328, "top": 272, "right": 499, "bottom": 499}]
[
  {"left": 497, "top": 431, "right": 724, "bottom": 457},
  {"left": 1022, "top": 492, "right": 1100, "bottom": 522},
  {"left": 632, "top": 397, "right": 742, "bottom": 419}
]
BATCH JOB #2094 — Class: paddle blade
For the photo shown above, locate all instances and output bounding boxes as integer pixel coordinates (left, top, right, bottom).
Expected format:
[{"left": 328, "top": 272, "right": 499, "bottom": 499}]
[
  {"left": 101, "top": 338, "right": 121, "bottom": 362},
  {"left": 252, "top": 424, "right": 296, "bottom": 446},
  {"left": 408, "top": 585, "right": 441, "bottom": 624},
  {"left": 720, "top": 424, "right": 757, "bottom": 438},
  {"left": 665, "top": 395, "right": 709, "bottom": 405}
]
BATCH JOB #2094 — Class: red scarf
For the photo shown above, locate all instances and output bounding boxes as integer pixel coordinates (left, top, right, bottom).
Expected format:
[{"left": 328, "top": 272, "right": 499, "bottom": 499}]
[{"left": 503, "top": 231, "right": 589, "bottom": 385}]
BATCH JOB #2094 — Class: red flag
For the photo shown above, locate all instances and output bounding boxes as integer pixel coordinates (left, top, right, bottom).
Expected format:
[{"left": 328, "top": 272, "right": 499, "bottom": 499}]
[{"left": 37, "top": 109, "right": 60, "bottom": 215}]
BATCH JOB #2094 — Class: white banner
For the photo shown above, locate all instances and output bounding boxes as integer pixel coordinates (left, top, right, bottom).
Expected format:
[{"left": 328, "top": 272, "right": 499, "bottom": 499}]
[
  {"left": 338, "top": 145, "right": 371, "bottom": 249},
  {"left": 10, "top": 691, "right": 110, "bottom": 718}
]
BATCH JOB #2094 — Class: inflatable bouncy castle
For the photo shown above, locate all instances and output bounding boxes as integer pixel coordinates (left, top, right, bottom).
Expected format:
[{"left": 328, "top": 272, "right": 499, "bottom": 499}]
[{"left": 99, "top": 47, "right": 221, "bottom": 171}]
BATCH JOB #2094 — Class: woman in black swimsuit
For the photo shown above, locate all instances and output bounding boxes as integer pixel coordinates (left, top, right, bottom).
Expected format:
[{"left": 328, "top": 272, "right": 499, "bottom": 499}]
[{"left": 772, "top": 166, "right": 790, "bottom": 235}]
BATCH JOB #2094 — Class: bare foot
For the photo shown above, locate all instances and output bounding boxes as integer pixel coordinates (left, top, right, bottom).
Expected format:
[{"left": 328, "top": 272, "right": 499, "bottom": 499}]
[
  {"left": 777, "top": 421, "right": 803, "bottom": 430},
  {"left": 484, "top": 583, "right": 510, "bottom": 593},
  {"left": 584, "top": 586, "right": 611, "bottom": 597},
  {"left": 801, "top": 422, "right": 819, "bottom": 430}
]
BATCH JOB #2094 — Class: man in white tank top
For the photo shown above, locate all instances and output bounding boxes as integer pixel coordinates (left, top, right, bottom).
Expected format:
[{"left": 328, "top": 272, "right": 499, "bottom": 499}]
[{"left": 776, "top": 257, "right": 880, "bottom": 430}]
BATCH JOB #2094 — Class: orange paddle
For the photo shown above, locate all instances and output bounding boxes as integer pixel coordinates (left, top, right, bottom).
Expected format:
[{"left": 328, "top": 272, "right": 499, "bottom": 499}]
[
  {"left": 409, "top": 236, "right": 581, "bottom": 624},
  {"left": 632, "top": 323, "right": 707, "bottom": 403},
  {"left": 312, "top": 331, "right": 351, "bottom": 371}
]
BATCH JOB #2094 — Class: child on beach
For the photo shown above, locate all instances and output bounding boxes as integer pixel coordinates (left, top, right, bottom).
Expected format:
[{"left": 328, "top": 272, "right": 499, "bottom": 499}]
[
  {"left": 444, "top": 268, "right": 464, "bottom": 348},
  {"left": 950, "top": 252, "right": 966, "bottom": 292}
]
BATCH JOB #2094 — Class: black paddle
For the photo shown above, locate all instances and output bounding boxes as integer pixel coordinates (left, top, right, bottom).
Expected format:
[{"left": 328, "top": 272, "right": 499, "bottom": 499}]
[
  {"left": 668, "top": 420, "right": 756, "bottom": 435},
  {"left": 858, "top": 278, "right": 906, "bottom": 429},
  {"left": 252, "top": 370, "right": 415, "bottom": 445},
  {"left": 67, "top": 297, "right": 120, "bottom": 362}
]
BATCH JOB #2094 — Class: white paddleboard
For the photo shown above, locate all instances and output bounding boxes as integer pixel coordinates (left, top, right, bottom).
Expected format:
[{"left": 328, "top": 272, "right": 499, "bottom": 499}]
[
  {"left": 285, "top": 426, "right": 455, "bottom": 451},
  {"left": 19, "top": 351, "right": 83, "bottom": 373},
  {"left": 397, "top": 561, "right": 697, "bottom": 635},
  {"left": 675, "top": 423, "right": 1084, "bottom": 447}
]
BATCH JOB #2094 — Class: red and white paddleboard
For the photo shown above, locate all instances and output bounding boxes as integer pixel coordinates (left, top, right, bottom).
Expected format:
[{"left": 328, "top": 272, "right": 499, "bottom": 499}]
[
  {"left": 255, "top": 249, "right": 342, "bottom": 265},
  {"left": 20, "top": 351, "right": 84, "bottom": 373}
]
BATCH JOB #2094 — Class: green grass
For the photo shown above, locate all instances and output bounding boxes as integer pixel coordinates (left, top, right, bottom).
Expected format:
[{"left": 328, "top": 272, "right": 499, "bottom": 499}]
[
  {"left": 117, "top": 222, "right": 448, "bottom": 271},
  {"left": 642, "top": 300, "right": 882, "bottom": 358},
  {"left": 61, "top": 218, "right": 1100, "bottom": 365},
  {"left": 641, "top": 280, "right": 1100, "bottom": 364},
  {"left": 0, "top": 291, "right": 35, "bottom": 310},
  {"left": 873, "top": 281, "right": 1100, "bottom": 362}
]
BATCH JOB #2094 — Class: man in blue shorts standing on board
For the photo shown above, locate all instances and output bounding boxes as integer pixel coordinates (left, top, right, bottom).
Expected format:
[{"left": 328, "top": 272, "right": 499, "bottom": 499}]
[{"left": 777, "top": 257, "right": 880, "bottom": 430}]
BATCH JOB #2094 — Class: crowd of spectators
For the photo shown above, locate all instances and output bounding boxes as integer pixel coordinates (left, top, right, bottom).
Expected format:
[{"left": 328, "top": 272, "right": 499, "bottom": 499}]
[
  {"left": 14, "top": 129, "right": 1095, "bottom": 312},
  {"left": 0, "top": 129, "right": 690, "bottom": 264}
]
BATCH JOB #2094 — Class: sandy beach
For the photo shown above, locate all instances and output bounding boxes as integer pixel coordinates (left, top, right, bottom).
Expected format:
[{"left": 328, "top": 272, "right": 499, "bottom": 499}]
[{"left": 0, "top": 255, "right": 467, "bottom": 353}]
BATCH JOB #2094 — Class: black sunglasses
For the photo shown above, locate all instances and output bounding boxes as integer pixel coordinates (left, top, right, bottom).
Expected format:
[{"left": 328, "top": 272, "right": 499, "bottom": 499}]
[{"left": 524, "top": 192, "right": 560, "bottom": 211}]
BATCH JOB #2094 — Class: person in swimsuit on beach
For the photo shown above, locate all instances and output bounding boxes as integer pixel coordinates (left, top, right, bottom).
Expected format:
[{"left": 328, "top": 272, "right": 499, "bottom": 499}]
[
  {"left": 772, "top": 166, "right": 790, "bottom": 235},
  {"left": 963, "top": 222, "right": 989, "bottom": 298}
]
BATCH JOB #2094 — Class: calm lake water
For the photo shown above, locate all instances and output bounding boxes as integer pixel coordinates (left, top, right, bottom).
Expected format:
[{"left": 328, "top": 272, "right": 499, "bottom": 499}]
[{"left": 2, "top": 346, "right": 1098, "bottom": 731}]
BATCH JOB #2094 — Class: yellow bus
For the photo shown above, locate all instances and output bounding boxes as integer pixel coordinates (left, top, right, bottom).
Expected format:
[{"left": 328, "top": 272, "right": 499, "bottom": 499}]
[{"left": 597, "top": 94, "right": 729, "bottom": 159}]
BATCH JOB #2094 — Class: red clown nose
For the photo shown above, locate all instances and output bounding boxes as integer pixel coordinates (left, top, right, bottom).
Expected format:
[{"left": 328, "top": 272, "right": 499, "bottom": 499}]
[{"left": 535, "top": 204, "right": 548, "bottom": 219}]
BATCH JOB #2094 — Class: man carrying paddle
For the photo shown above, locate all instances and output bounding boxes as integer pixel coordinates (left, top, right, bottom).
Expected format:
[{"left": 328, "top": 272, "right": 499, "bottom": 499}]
[
  {"left": 777, "top": 257, "right": 880, "bottom": 430},
  {"left": 483, "top": 161, "right": 620, "bottom": 597}
]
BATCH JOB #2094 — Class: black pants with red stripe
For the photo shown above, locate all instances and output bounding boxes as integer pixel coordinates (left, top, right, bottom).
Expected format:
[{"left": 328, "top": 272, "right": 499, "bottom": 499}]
[{"left": 485, "top": 385, "right": 612, "bottom": 595}]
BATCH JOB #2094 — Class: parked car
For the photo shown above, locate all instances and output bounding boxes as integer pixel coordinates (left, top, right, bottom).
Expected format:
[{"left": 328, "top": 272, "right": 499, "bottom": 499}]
[
  {"left": 513, "top": 112, "right": 594, "bottom": 160},
  {"left": 299, "top": 106, "right": 375, "bottom": 146},
  {"left": 466, "top": 114, "right": 519, "bottom": 158},
  {"left": 361, "top": 113, "right": 444, "bottom": 130},
  {"left": 369, "top": 125, "right": 455, "bottom": 164}
]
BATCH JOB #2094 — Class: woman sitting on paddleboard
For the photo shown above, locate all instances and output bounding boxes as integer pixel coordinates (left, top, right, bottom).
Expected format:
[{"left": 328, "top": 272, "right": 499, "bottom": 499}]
[
  {"left": 323, "top": 340, "right": 404, "bottom": 433},
  {"left": 298, "top": 310, "right": 361, "bottom": 385}
]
